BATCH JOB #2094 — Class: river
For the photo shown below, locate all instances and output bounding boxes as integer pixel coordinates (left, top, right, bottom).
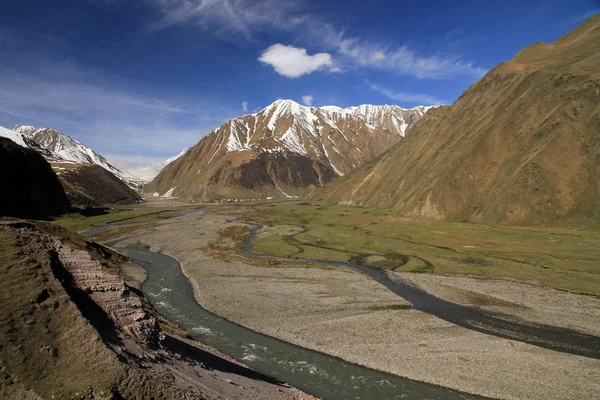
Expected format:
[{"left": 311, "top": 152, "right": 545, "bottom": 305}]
[{"left": 120, "top": 246, "right": 479, "bottom": 400}]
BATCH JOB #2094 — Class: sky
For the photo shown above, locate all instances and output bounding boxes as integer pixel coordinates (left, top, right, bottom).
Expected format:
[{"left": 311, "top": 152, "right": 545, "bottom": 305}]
[{"left": 0, "top": 0, "right": 597, "bottom": 179}]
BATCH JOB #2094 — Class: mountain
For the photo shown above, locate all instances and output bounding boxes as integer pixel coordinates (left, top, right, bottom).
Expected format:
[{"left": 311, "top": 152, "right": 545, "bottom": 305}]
[
  {"left": 0, "top": 137, "right": 71, "bottom": 219},
  {"left": 2, "top": 125, "right": 141, "bottom": 207},
  {"left": 53, "top": 163, "right": 142, "bottom": 207},
  {"left": 314, "top": 14, "right": 600, "bottom": 228},
  {"left": 146, "top": 100, "right": 434, "bottom": 199},
  {"left": 13, "top": 125, "right": 146, "bottom": 190}
]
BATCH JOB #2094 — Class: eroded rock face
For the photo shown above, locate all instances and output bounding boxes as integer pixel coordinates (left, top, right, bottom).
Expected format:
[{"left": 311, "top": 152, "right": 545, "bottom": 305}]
[{"left": 15, "top": 224, "right": 158, "bottom": 346}]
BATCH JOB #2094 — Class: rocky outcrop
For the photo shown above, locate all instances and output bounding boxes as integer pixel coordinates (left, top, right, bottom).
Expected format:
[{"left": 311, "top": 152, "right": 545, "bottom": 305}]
[
  {"left": 0, "top": 220, "right": 315, "bottom": 400},
  {"left": 0, "top": 137, "right": 71, "bottom": 219},
  {"left": 14, "top": 223, "right": 158, "bottom": 345}
]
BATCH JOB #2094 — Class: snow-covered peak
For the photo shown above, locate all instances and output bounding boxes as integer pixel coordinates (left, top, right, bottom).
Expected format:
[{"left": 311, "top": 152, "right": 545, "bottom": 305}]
[
  {"left": 0, "top": 125, "right": 28, "bottom": 147},
  {"left": 12, "top": 125, "right": 146, "bottom": 190},
  {"left": 255, "top": 100, "right": 439, "bottom": 125},
  {"left": 162, "top": 149, "right": 186, "bottom": 167},
  {"left": 211, "top": 99, "right": 438, "bottom": 167}
]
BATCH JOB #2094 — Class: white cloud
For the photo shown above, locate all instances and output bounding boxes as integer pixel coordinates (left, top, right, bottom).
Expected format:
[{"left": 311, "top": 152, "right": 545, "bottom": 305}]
[
  {"left": 367, "top": 81, "right": 447, "bottom": 106},
  {"left": 242, "top": 101, "right": 248, "bottom": 112},
  {"left": 258, "top": 44, "right": 338, "bottom": 78},
  {"left": 302, "top": 95, "right": 313, "bottom": 106},
  {"left": 148, "top": 0, "right": 298, "bottom": 39},
  {"left": 140, "top": 1, "right": 486, "bottom": 80}
]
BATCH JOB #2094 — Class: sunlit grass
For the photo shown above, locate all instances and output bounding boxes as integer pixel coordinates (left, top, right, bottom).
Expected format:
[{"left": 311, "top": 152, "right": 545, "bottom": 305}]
[{"left": 212, "top": 201, "right": 600, "bottom": 295}]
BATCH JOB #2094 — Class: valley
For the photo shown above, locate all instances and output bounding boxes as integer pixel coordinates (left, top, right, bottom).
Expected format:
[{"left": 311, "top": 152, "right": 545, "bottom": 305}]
[
  {"left": 1, "top": 9, "right": 599, "bottom": 400},
  {"left": 71, "top": 198, "right": 600, "bottom": 399}
]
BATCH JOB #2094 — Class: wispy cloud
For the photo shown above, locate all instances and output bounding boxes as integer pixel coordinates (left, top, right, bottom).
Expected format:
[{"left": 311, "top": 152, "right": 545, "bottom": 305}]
[
  {"left": 315, "top": 22, "right": 487, "bottom": 80},
  {"left": 147, "top": 0, "right": 299, "bottom": 39},
  {"left": 302, "top": 95, "right": 313, "bottom": 106},
  {"left": 0, "top": 60, "right": 233, "bottom": 176},
  {"left": 104, "top": 151, "right": 187, "bottom": 181},
  {"left": 242, "top": 100, "right": 249, "bottom": 112},
  {"left": 367, "top": 81, "right": 447, "bottom": 106},
  {"left": 139, "top": 0, "right": 486, "bottom": 80},
  {"left": 258, "top": 44, "right": 339, "bottom": 78}
]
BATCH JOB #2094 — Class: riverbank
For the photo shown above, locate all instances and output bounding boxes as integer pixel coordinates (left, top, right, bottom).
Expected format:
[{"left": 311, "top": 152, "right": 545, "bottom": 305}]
[
  {"left": 0, "top": 220, "right": 314, "bottom": 400},
  {"left": 115, "top": 210, "right": 600, "bottom": 400}
]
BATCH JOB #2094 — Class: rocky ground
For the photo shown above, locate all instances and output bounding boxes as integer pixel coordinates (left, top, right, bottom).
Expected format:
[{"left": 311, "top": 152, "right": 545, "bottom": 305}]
[
  {"left": 115, "top": 209, "right": 600, "bottom": 400},
  {"left": 0, "top": 220, "right": 314, "bottom": 400},
  {"left": 391, "top": 272, "right": 600, "bottom": 336}
]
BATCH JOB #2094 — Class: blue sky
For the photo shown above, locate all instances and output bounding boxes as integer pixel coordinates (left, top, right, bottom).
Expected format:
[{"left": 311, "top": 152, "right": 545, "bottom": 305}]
[{"left": 0, "top": 0, "right": 597, "bottom": 178}]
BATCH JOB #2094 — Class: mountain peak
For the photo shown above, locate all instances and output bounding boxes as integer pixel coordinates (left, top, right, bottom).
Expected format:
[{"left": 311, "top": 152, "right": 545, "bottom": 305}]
[
  {"left": 11, "top": 125, "right": 146, "bottom": 190},
  {"left": 146, "top": 98, "right": 436, "bottom": 200}
]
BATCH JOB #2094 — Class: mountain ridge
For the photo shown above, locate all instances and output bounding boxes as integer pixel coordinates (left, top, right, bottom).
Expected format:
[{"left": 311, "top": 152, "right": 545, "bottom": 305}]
[
  {"left": 13, "top": 125, "right": 146, "bottom": 190},
  {"left": 146, "top": 99, "right": 436, "bottom": 199},
  {"left": 312, "top": 14, "right": 600, "bottom": 228}
]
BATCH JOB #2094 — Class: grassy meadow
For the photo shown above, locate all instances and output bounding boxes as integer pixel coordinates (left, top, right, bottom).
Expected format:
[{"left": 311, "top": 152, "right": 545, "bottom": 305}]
[
  {"left": 51, "top": 198, "right": 600, "bottom": 296},
  {"left": 212, "top": 201, "right": 600, "bottom": 296}
]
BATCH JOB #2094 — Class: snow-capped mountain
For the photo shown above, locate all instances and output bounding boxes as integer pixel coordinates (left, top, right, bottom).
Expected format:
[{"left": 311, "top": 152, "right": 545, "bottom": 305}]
[
  {"left": 0, "top": 125, "right": 67, "bottom": 160},
  {"left": 159, "top": 149, "right": 187, "bottom": 169},
  {"left": 13, "top": 125, "right": 146, "bottom": 190},
  {"left": 146, "top": 99, "right": 436, "bottom": 199},
  {"left": 0, "top": 125, "right": 29, "bottom": 147}
]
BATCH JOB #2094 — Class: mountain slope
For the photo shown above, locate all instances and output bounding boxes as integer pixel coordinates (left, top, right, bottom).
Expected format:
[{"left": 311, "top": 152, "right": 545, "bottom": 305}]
[
  {"left": 2, "top": 125, "right": 141, "bottom": 207},
  {"left": 0, "top": 137, "right": 71, "bottom": 219},
  {"left": 53, "top": 163, "right": 142, "bottom": 207},
  {"left": 314, "top": 14, "right": 600, "bottom": 228},
  {"left": 146, "top": 100, "right": 434, "bottom": 199},
  {"left": 0, "top": 221, "right": 309, "bottom": 400},
  {"left": 13, "top": 125, "right": 146, "bottom": 190}
]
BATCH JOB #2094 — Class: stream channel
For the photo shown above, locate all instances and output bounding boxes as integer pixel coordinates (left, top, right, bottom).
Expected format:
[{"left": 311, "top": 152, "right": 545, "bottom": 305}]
[{"left": 87, "top": 212, "right": 598, "bottom": 399}]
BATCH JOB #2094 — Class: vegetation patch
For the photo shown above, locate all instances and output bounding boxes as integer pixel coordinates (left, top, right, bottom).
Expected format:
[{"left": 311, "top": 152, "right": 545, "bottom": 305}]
[
  {"left": 208, "top": 201, "right": 600, "bottom": 295},
  {"left": 452, "top": 256, "right": 495, "bottom": 267}
]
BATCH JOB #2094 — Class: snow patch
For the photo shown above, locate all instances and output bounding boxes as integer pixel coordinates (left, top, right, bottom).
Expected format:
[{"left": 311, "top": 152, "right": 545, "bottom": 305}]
[{"left": 162, "top": 187, "right": 176, "bottom": 197}]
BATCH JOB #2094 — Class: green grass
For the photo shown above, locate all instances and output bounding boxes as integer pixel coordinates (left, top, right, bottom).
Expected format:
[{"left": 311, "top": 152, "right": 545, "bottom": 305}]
[
  {"left": 212, "top": 201, "right": 600, "bottom": 296},
  {"left": 53, "top": 204, "right": 200, "bottom": 233}
]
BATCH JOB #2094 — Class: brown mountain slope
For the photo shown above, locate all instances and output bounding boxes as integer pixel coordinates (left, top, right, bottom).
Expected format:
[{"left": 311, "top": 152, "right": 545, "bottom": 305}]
[
  {"left": 314, "top": 14, "right": 600, "bottom": 228},
  {"left": 146, "top": 100, "right": 434, "bottom": 200},
  {"left": 0, "top": 138, "right": 71, "bottom": 219},
  {"left": 53, "top": 163, "right": 142, "bottom": 207}
]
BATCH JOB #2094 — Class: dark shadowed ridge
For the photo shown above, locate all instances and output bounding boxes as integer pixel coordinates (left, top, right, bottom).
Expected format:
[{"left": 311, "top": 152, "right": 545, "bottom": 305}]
[{"left": 0, "top": 137, "right": 71, "bottom": 219}]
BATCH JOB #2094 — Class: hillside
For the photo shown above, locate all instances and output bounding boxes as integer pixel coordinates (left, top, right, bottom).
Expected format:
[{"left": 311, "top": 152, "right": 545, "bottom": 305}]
[
  {"left": 0, "top": 220, "right": 312, "bottom": 400},
  {"left": 314, "top": 14, "right": 600, "bottom": 228},
  {"left": 146, "top": 100, "right": 434, "bottom": 200},
  {"left": 0, "top": 137, "right": 71, "bottom": 219},
  {"left": 53, "top": 163, "right": 142, "bottom": 207}
]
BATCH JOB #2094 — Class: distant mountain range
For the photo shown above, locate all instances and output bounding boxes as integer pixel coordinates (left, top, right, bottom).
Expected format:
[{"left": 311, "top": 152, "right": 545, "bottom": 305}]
[
  {"left": 146, "top": 99, "right": 435, "bottom": 199},
  {"left": 1, "top": 125, "right": 142, "bottom": 207},
  {"left": 314, "top": 14, "right": 600, "bottom": 228},
  {"left": 12, "top": 125, "right": 146, "bottom": 190}
]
